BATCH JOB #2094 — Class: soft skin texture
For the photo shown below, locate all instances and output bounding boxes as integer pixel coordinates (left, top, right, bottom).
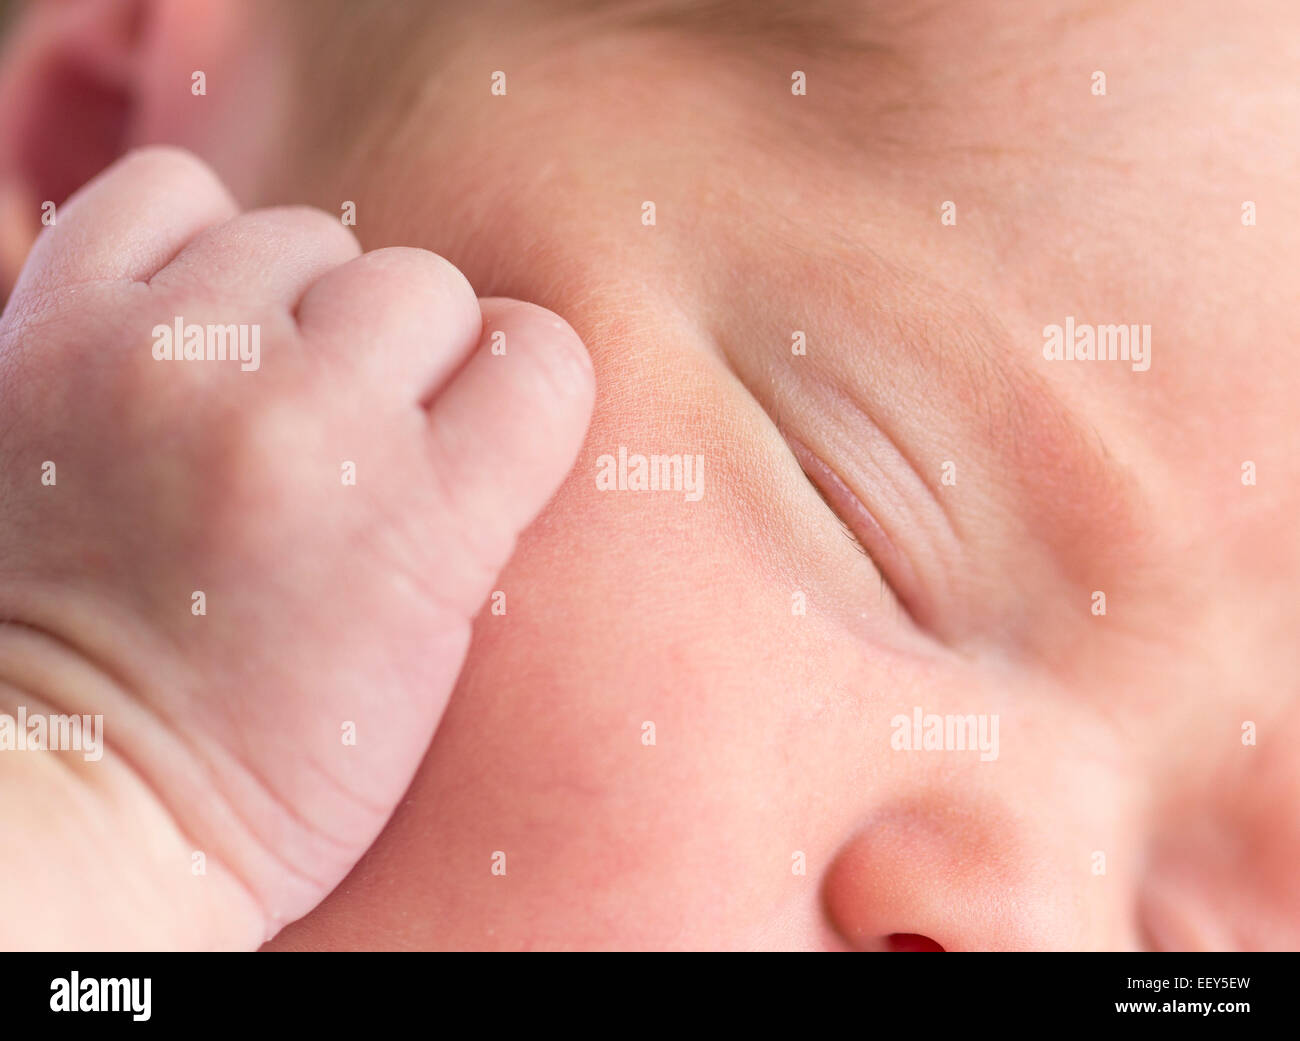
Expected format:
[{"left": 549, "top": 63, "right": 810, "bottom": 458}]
[
  {"left": 2, "top": 0, "right": 1298, "bottom": 949},
  {"left": 0, "top": 147, "right": 594, "bottom": 948}
]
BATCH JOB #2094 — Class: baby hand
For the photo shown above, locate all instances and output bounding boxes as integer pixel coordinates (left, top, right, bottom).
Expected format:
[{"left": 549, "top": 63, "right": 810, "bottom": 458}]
[{"left": 0, "top": 148, "right": 594, "bottom": 948}]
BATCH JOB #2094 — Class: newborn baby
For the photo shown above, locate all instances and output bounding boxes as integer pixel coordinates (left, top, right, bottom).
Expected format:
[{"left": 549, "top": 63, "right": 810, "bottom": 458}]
[{"left": 1, "top": 0, "right": 1297, "bottom": 950}]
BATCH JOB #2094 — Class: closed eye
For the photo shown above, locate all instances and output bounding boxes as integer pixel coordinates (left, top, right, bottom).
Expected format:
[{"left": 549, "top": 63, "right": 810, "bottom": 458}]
[
  {"left": 782, "top": 430, "right": 928, "bottom": 631},
  {"left": 819, "top": 481, "right": 905, "bottom": 616}
]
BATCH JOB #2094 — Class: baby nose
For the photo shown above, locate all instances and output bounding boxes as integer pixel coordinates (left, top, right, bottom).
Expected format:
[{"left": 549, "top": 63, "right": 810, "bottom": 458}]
[{"left": 820, "top": 796, "right": 1116, "bottom": 951}]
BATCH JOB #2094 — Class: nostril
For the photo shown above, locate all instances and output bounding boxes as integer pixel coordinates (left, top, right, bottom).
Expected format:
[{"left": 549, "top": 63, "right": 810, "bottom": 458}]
[
  {"left": 886, "top": 932, "right": 945, "bottom": 952},
  {"left": 824, "top": 805, "right": 1061, "bottom": 952}
]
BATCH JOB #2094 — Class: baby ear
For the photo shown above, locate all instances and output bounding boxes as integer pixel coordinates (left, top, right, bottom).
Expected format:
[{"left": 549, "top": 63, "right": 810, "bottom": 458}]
[{"left": 0, "top": 0, "right": 151, "bottom": 295}]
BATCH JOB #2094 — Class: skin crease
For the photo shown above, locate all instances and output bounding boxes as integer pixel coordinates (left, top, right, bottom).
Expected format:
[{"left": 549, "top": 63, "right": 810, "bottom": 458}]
[{"left": 8, "top": 0, "right": 1299, "bottom": 948}]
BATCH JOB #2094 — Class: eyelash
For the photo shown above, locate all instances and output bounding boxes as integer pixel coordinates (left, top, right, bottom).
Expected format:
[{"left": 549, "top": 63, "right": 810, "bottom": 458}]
[
  {"left": 816, "top": 482, "right": 871, "bottom": 558},
  {"left": 783, "top": 432, "right": 920, "bottom": 626},
  {"left": 815, "top": 476, "right": 904, "bottom": 610}
]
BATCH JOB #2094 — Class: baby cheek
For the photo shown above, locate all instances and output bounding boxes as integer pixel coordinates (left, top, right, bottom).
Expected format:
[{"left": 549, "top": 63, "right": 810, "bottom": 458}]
[
  {"left": 425, "top": 472, "right": 918, "bottom": 945},
  {"left": 1141, "top": 719, "right": 1300, "bottom": 950},
  {"left": 1221, "top": 732, "right": 1300, "bottom": 946}
]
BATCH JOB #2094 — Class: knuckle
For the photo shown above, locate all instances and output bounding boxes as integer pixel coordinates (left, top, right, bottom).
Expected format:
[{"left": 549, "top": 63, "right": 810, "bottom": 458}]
[
  {"left": 379, "top": 247, "right": 478, "bottom": 312},
  {"left": 117, "top": 146, "right": 230, "bottom": 202},
  {"left": 253, "top": 205, "right": 360, "bottom": 252}
]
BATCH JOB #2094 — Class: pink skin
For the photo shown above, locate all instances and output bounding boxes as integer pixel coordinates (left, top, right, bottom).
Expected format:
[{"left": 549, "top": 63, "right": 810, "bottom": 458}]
[
  {"left": 2, "top": 0, "right": 1298, "bottom": 949},
  {"left": 0, "top": 148, "right": 593, "bottom": 948}
]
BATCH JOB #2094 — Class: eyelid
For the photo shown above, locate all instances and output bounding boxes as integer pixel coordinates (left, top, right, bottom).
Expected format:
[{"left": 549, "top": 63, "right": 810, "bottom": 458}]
[{"left": 782, "top": 430, "right": 930, "bottom": 630}]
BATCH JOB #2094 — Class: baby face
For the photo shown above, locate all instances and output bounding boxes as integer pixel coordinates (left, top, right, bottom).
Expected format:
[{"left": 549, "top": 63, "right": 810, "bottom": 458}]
[{"left": 99, "top": 0, "right": 1300, "bottom": 948}]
